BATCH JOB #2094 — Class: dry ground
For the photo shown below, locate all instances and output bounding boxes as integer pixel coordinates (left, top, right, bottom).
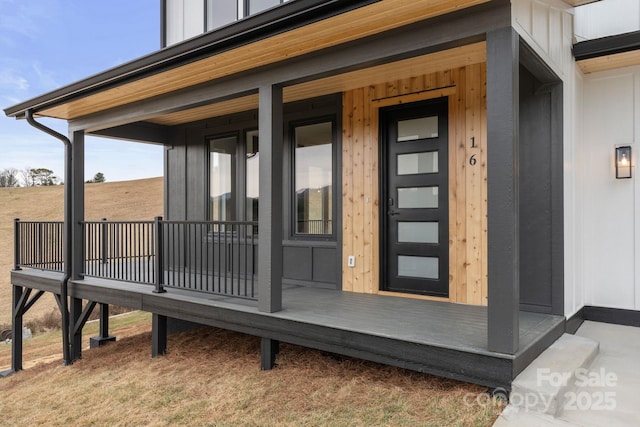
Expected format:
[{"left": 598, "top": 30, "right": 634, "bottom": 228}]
[
  {"left": 0, "top": 177, "right": 163, "bottom": 326},
  {"left": 0, "top": 312, "right": 504, "bottom": 426}
]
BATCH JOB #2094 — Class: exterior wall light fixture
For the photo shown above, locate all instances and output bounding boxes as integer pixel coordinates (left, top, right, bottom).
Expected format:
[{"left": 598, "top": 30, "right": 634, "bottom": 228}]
[{"left": 616, "top": 146, "right": 632, "bottom": 179}]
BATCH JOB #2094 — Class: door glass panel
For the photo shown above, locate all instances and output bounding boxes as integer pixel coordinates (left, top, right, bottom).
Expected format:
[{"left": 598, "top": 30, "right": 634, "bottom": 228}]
[
  {"left": 397, "top": 187, "right": 438, "bottom": 208},
  {"left": 397, "top": 151, "right": 438, "bottom": 175},
  {"left": 210, "top": 136, "right": 237, "bottom": 223},
  {"left": 246, "top": 130, "right": 259, "bottom": 234},
  {"left": 398, "top": 222, "right": 438, "bottom": 244},
  {"left": 398, "top": 255, "right": 439, "bottom": 279},
  {"left": 294, "top": 121, "right": 333, "bottom": 235},
  {"left": 397, "top": 116, "right": 438, "bottom": 142}
]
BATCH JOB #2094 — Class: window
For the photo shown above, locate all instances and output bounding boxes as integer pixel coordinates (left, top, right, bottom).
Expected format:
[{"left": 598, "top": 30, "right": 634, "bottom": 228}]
[
  {"left": 248, "top": 0, "right": 282, "bottom": 15},
  {"left": 206, "top": 0, "right": 238, "bottom": 30},
  {"left": 206, "top": 0, "right": 286, "bottom": 31},
  {"left": 245, "top": 129, "right": 259, "bottom": 231},
  {"left": 209, "top": 135, "right": 237, "bottom": 222},
  {"left": 293, "top": 121, "right": 334, "bottom": 235}
]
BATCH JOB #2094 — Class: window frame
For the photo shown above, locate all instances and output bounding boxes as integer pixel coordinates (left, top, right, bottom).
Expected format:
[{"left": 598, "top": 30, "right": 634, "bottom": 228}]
[
  {"left": 289, "top": 115, "right": 338, "bottom": 241},
  {"left": 205, "top": 0, "right": 287, "bottom": 31},
  {"left": 207, "top": 131, "right": 241, "bottom": 224}
]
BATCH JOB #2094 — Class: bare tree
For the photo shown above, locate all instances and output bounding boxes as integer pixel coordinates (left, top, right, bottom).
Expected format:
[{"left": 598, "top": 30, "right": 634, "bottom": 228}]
[
  {"left": 0, "top": 168, "right": 20, "bottom": 187},
  {"left": 20, "top": 167, "right": 34, "bottom": 187}
]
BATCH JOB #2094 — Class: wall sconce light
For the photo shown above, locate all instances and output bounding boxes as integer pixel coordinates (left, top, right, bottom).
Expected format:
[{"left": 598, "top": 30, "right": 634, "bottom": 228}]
[{"left": 616, "top": 146, "right": 632, "bottom": 179}]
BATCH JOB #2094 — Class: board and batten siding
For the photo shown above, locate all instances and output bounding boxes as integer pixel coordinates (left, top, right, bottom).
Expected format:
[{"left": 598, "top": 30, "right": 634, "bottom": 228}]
[
  {"left": 580, "top": 67, "right": 640, "bottom": 312},
  {"left": 341, "top": 64, "right": 488, "bottom": 305}
]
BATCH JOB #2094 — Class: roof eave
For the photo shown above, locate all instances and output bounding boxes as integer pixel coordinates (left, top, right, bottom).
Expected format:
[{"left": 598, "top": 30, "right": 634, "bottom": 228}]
[
  {"left": 574, "top": 30, "right": 640, "bottom": 61},
  {"left": 3, "top": 0, "right": 378, "bottom": 119}
]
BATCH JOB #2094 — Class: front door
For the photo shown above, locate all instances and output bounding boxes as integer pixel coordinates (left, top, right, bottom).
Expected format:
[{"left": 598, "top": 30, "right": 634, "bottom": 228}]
[{"left": 380, "top": 98, "right": 449, "bottom": 297}]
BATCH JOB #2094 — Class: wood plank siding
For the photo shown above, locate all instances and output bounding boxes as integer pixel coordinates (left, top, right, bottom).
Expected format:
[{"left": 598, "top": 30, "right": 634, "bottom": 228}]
[{"left": 341, "top": 62, "right": 488, "bottom": 305}]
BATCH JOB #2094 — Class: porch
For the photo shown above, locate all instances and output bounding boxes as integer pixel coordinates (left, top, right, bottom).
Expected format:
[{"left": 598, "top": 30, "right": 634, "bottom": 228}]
[{"left": 10, "top": 267, "right": 564, "bottom": 389}]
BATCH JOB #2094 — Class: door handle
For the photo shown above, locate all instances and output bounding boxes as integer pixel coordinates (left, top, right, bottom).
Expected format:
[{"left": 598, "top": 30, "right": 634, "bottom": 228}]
[{"left": 388, "top": 210, "right": 400, "bottom": 216}]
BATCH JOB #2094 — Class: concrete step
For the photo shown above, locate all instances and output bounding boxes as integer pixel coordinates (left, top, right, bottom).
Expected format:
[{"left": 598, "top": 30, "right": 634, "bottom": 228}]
[{"left": 509, "top": 333, "right": 599, "bottom": 416}]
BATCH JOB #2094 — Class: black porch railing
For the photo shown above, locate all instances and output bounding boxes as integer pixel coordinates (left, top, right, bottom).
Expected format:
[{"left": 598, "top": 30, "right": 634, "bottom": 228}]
[
  {"left": 14, "top": 219, "right": 64, "bottom": 272},
  {"left": 83, "top": 219, "right": 156, "bottom": 284},
  {"left": 14, "top": 218, "right": 258, "bottom": 300}
]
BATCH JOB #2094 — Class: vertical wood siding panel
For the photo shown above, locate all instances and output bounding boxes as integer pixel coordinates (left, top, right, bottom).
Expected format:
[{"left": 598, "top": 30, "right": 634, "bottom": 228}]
[
  {"left": 362, "top": 86, "right": 375, "bottom": 293},
  {"left": 342, "top": 90, "right": 355, "bottom": 291},
  {"left": 454, "top": 67, "right": 468, "bottom": 303},
  {"left": 465, "top": 63, "right": 484, "bottom": 305},
  {"left": 352, "top": 88, "right": 366, "bottom": 293},
  {"left": 480, "top": 62, "right": 488, "bottom": 305},
  {"left": 341, "top": 64, "right": 487, "bottom": 305}
]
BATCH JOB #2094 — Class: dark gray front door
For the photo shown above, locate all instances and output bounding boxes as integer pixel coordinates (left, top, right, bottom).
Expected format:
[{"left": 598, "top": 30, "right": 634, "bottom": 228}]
[{"left": 381, "top": 98, "right": 449, "bottom": 297}]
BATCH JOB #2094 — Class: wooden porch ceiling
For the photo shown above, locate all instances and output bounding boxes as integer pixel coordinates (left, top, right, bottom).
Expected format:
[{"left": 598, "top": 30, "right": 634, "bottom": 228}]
[
  {"left": 146, "top": 42, "right": 487, "bottom": 126},
  {"left": 38, "top": 0, "right": 490, "bottom": 121},
  {"left": 577, "top": 49, "right": 640, "bottom": 74}
]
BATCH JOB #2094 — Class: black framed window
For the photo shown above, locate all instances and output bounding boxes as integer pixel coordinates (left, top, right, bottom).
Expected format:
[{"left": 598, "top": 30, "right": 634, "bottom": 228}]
[
  {"left": 245, "top": 129, "right": 259, "bottom": 232},
  {"left": 206, "top": 0, "right": 238, "bottom": 30},
  {"left": 209, "top": 135, "right": 238, "bottom": 222},
  {"left": 206, "top": 0, "right": 286, "bottom": 31},
  {"left": 248, "top": 0, "right": 283, "bottom": 15},
  {"left": 293, "top": 120, "right": 334, "bottom": 236}
]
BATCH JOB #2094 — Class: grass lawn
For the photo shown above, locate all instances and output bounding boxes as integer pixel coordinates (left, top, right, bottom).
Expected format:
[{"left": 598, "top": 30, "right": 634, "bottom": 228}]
[{"left": 0, "top": 311, "right": 504, "bottom": 426}]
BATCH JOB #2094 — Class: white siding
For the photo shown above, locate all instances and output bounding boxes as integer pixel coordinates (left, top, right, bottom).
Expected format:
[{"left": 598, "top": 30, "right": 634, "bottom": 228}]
[
  {"left": 513, "top": 0, "right": 586, "bottom": 316},
  {"left": 574, "top": 0, "right": 640, "bottom": 41},
  {"left": 512, "top": 0, "right": 573, "bottom": 79},
  {"left": 165, "top": 0, "right": 205, "bottom": 46},
  {"left": 580, "top": 68, "right": 640, "bottom": 310}
]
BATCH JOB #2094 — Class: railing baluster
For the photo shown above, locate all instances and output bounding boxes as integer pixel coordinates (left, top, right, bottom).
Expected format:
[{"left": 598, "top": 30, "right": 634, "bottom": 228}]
[
  {"left": 14, "top": 218, "right": 21, "bottom": 270},
  {"left": 153, "top": 216, "right": 165, "bottom": 293},
  {"left": 16, "top": 218, "right": 258, "bottom": 300}
]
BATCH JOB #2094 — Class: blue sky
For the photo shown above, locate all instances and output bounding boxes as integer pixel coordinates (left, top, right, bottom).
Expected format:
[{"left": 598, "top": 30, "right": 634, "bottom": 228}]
[{"left": 0, "top": 0, "right": 163, "bottom": 183}]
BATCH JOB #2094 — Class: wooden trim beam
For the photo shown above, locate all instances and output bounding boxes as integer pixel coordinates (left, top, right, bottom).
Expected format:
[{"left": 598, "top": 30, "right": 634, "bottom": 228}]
[{"left": 486, "top": 27, "right": 519, "bottom": 354}]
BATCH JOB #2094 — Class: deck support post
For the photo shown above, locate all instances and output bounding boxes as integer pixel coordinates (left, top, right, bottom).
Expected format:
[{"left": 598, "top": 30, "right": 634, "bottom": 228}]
[
  {"left": 70, "top": 130, "right": 85, "bottom": 281},
  {"left": 90, "top": 303, "right": 116, "bottom": 348},
  {"left": 486, "top": 27, "right": 520, "bottom": 354},
  {"left": 260, "top": 337, "right": 279, "bottom": 370},
  {"left": 10, "top": 285, "right": 24, "bottom": 372},
  {"left": 152, "top": 313, "right": 168, "bottom": 357},
  {"left": 70, "top": 297, "right": 83, "bottom": 361},
  {"left": 258, "top": 84, "right": 283, "bottom": 313},
  {"left": 69, "top": 130, "right": 86, "bottom": 362}
]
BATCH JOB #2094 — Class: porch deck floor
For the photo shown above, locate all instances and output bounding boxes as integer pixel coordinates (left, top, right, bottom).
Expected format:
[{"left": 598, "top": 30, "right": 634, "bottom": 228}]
[{"left": 11, "top": 268, "right": 565, "bottom": 388}]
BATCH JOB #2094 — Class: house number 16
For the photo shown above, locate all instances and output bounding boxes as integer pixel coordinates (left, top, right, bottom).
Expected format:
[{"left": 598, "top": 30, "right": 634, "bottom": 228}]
[{"left": 469, "top": 137, "right": 477, "bottom": 166}]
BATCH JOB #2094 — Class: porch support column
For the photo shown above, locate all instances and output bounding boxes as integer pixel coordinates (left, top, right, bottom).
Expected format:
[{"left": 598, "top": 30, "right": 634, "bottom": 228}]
[
  {"left": 260, "top": 337, "right": 280, "bottom": 370},
  {"left": 70, "top": 130, "right": 85, "bottom": 361},
  {"left": 10, "top": 285, "right": 24, "bottom": 372},
  {"left": 152, "top": 313, "right": 168, "bottom": 357},
  {"left": 258, "top": 85, "right": 283, "bottom": 313},
  {"left": 89, "top": 303, "right": 116, "bottom": 348},
  {"left": 486, "top": 27, "right": 520, "bottom": 354}
]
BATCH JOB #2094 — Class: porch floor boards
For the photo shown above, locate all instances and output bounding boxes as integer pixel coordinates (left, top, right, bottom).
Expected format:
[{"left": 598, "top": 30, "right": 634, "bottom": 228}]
[{"left": 11, "top": 268, "right": 565, "bottom": 388}]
